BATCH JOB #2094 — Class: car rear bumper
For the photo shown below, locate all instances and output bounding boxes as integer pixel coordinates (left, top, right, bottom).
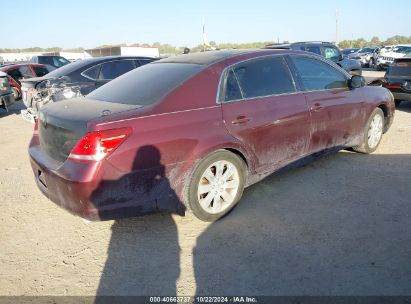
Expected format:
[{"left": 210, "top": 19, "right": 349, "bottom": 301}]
[
  {"left": 29, "top": 144, "right": 184, "bottom": 220},
  {"left": 392, "top": 92, "right": 411, "bottom": 101},
  {"left": 0, "top": 93, "right": 15, "bottom": 111}
]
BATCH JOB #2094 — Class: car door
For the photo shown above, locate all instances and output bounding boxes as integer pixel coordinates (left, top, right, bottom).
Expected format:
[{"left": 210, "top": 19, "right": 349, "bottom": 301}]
[
  {"left": 220, "top": 56, "right": 311, "bottom": 173},
  {"left": 289, "top": 55, "right": 366, "bottom": 153}
]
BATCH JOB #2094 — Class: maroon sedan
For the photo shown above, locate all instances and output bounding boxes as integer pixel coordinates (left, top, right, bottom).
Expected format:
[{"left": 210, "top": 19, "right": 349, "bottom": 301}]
[{"left": 29, "top": 49, "right": 395, "bottom": 221}]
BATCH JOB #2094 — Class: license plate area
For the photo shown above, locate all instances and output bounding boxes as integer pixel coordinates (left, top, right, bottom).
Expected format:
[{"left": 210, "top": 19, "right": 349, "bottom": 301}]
[{"left": 38, "top": 169, "right": 47, "bottom": 188}]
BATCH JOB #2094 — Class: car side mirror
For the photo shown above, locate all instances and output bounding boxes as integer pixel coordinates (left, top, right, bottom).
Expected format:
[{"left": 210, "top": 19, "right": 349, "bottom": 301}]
[
  {"left": 349, "top": 75, "right": 365, "bottom": 89},
  {"left": 338, "top": 54, "right": 343, "bottom": 61}
]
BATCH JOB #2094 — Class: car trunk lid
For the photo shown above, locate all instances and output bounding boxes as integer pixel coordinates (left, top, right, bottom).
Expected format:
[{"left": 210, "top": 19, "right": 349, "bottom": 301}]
[{"left": 38, "top": 97, "right": 140, "bottom": 163}]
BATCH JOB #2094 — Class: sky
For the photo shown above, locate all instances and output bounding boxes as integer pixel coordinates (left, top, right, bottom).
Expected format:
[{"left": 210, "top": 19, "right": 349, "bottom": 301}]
[{"left": 3, "top": 0, "right": 410, "bottom": 49}]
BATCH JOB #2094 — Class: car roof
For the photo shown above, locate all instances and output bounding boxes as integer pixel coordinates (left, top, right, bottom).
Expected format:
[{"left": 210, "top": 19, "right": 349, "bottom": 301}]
[
  {"left": 155, "top": 49, "right": 294, "bottom": 66},
  {"left": 0, "top": 63, "right": 46, "bottom": 71}
]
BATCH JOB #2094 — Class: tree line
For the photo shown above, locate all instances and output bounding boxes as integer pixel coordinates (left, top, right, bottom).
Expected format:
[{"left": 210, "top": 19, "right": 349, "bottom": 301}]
[
  {"left": 337, "top": 35, "right": 411, "bottom": 49},
  {"left": 1, "top": 35, "right": 410, "bottom": 54}
]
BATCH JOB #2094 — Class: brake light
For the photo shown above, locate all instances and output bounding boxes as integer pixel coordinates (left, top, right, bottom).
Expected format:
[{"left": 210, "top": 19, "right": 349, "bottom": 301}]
[
  {"left": 33, "top": 119, "right": 39, "bottom": 136},
  {"left": 68, "top": 127, "right": 132, "bottom": 162},
  {"left": 396, "top": 62, "right": 409, "bottom": 67},
  {"left": 385, "top": 85, "right": 402, "bottom": 89},
  {"left": 28, "top": 87, "right": 33, "bottom": 96}
]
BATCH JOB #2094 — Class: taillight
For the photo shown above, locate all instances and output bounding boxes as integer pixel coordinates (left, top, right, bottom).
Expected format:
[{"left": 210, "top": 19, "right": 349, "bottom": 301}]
[
  {"left": 385, "top": 84, "right": 402, "bottom": 89},
  {"left": 33, "top": 119, "right": 39, "bottom": 136},
  {"left": 28, "top": 87, "right": 33, "bottom": 96},
  {"left": 68, "top": 127, "right": 132, "bottom": 162}
]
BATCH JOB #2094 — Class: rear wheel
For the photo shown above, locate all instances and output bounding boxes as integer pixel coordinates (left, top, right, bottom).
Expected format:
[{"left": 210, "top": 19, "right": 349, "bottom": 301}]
[
  {"left": 11, "top": 87, "right": 20, "bottom": 100},
  {"left": 395, "top": 100, "right": 402, "bottom": 107},
  {"left": 185, "top": 150, "right": 246, "bottom": 221},
  {"left": 353, "top": 108, "right": 384, "bottom": 154}
]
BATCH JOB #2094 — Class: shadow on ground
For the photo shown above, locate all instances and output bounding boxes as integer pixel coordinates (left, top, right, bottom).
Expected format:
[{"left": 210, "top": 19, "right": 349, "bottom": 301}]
[
  {"left": 95, "top": 150, "right": 411, "bottom": 296},
  {"left": 193, "top": 151, "right": 411, "bottom": 295}
]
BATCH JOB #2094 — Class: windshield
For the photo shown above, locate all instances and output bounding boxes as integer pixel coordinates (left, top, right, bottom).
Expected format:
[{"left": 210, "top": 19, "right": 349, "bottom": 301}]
[
  {"left": 360, "top": 47, "right": 375, "bottom": 53},
  {"left": 88, "top": 62, "right": 204, "bottom": 106},
  {"left": 393, "top": 46, "right": 411, "bottom": 54}
]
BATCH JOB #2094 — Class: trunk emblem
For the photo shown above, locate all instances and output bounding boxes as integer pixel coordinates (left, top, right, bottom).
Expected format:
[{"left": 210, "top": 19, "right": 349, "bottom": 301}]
[{"left": 101, "top": 110, "right": 111, "bottom": 116}]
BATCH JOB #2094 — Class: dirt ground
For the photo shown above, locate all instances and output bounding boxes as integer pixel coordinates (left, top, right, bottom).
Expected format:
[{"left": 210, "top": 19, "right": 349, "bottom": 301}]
[{"left": 1, "top": 73, "right": 411, "bottom": 296}]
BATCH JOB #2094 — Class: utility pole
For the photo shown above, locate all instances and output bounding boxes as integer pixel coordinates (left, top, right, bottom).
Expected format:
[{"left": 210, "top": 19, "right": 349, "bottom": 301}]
[{"left": 335, "top": 10, "right": 339, "bottom": 46}]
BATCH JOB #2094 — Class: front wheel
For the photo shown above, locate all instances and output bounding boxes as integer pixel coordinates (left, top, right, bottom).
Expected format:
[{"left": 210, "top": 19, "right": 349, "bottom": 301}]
[
  {"left": 353, "top": 108, "right": 384, "bottom": 154},
  {"left": 185, "top": 150, "right": 246, "bottom": 221}
]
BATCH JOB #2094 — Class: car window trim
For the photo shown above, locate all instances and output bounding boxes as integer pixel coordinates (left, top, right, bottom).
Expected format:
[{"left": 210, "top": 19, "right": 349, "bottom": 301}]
[
  {"left": 216, "top": 54, "right": 298, "bottom": 104},
  {"left": 98, "top": 59, "right": 137, "bottom": 81},
  {"left": 288, "top": 54, "right": 351, "bottom": 93},
  {"left": 80, "top": 59, "right": 137, "bottom": 81}
]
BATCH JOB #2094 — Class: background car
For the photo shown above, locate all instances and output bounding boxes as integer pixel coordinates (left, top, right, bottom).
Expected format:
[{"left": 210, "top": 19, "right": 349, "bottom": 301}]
[
  {"left": 30, "top": 55, "right": 70, "bottom": 69},
  {"left": 0, "top": 71, "right": 15, "bottom": 111},
  {"left": 383, "top": 55, "right": 411, "bottom": 107},
  {"left": 265, "top": 41, "right": 362, "bottom": 75},
  {"left": 28, "top": 49, "right": 394, "bottom": 222},
  {"left": 21, "top": 56, "right": 156, "bottom": 120},
  {"left": 376, "top": 45, "right": 411, "bottom": 70},
  {"left": 348, "top": 46, "right": 380, "bottom": 68},
  {"left": 341, "top": 48, "right": 360, "bottom": 58},
  {"left": 0, "top": 63, "right": 53, "bottom": 100}
]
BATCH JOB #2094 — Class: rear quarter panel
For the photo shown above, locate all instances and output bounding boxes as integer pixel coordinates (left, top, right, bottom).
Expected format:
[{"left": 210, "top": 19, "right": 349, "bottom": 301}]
[{"left": 360, "top": 86, "right": 395, "bottom": 131}]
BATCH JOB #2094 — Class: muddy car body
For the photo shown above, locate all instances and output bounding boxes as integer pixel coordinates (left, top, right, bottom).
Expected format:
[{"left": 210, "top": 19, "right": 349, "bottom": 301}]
[{"left": 29, "top": 49, "right": 395, "bottom": 221}]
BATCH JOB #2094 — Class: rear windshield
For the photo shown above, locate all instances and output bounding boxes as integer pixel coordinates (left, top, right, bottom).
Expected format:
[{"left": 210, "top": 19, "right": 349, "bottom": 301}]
[
  {"left": 387, "top": 60, "right": 411, "bottom": 76},
  {"left": 87, "top": 62, "right": 204, "bottom": 105},
  {"left": 45, "top": 59, "right": 94, "bottom": 78}
]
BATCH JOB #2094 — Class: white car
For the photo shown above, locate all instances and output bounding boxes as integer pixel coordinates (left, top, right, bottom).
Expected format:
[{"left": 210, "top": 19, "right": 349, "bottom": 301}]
[{"left": 376, "top": 45, "right": 411, "bottom": 70}]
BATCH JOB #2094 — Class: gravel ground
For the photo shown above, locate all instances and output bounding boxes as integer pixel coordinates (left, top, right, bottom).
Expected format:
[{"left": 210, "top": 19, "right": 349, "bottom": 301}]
[{"left": 1, "top": 80, "right": 411, "bottom": 296}]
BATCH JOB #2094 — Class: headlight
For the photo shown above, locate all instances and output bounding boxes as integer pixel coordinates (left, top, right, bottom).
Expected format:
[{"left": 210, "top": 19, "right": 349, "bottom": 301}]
[{"left": 62, "top": 88, "right": 76, "bottom": 99}]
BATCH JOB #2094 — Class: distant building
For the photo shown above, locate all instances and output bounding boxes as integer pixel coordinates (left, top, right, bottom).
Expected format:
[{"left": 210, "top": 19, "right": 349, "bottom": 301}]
[
  {"left": 0, "top": 52, "right": 43, "bottom": 63},
  {"left": 85, "top": 46, "right": 159, "bottom": 58},
  {"left": 42, "top": 52, "right": 89, "bottom": 61}
]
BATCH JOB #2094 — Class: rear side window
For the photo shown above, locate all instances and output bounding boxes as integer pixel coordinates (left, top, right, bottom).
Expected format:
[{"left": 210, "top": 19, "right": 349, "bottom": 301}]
[
  {"left": 231, "top": 56, "right": 295, "bottom": 99},
  {"left": 291, "top": 56, "right": 348, "bottom": 91},
  {"left": 304, "top": 46, "right": 321, "bottom": 55},
  {"left": 224, "top": 70, "right": 243, "bottom": 101},
  {"left": 82, "top": 65, "right": 101, "bottom": 80},
  {"left": 99, "top": 60, "right": 135, "bottom": 80},
  {"left": 88, "top": 62, "right": 204, "bottom": 105},
  {"left": 387, "top": 60, "right": 411, "bottom": 76},
  {"left": 32, "top": 66, "right": 49, "bottom": 77}
]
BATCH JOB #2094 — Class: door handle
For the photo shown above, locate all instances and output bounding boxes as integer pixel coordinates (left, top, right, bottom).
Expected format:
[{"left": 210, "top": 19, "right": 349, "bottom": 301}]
[
  {"left": 231, "top": 115, "right": 250, "bottom": 125},
  {"left": 310, "top": 103, "right": 323, "bottom": 112}
]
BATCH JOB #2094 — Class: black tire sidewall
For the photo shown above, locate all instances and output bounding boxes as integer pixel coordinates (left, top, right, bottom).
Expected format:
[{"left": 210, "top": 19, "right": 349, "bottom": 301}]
[{"left": 185, "top": 150, "right": 246, "bottom": 222}]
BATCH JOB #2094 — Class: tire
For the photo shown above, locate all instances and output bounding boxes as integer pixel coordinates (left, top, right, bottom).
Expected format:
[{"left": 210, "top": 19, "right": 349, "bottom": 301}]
[
  {"left": 11, "top": 87, "right": 20, "bottom": 100},
  {"left": 184, "top": 150, "right": 246, "bottom": 221},
  {"left": 395, "top": 100, "right": 402, "bottom": 107},
  {"left": 353, "top": 108, "right": 384, "bottom": 154}
]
